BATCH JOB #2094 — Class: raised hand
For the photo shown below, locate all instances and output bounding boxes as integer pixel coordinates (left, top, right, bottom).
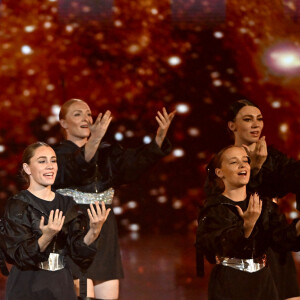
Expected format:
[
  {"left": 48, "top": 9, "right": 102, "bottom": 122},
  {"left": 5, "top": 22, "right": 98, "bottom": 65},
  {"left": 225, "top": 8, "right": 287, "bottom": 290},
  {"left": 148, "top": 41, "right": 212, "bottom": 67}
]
[
  {"left": 85, "top": 110, "right": 112, "bottom": 162},
  {"left": 84, "top": 201, "right": 111, "bottom": 246},
  {"left": 39, "top": 209, "right": 65, "bottom": 238},
  {"left": 155, "top": 107, "right": 176, "bottom": 148},
  {"left": 236, "top": 193, "right": 262, "bottom": 238},
  {"left": 243, "top": 136, "right": 268, "bottom": 175},
  {"left": 89, "top": 110, "right": 112, "bottom": 143},
  {"left": 38, "top": 209, "right": 65, "bottom": 252}
]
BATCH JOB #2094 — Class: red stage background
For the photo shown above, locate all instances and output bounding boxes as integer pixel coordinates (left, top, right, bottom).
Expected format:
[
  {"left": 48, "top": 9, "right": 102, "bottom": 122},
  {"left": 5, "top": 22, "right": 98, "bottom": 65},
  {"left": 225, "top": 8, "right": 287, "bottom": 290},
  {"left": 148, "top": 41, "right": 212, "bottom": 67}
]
[{"left": 0, "top": 0, "right": 300, "bottom": 299}]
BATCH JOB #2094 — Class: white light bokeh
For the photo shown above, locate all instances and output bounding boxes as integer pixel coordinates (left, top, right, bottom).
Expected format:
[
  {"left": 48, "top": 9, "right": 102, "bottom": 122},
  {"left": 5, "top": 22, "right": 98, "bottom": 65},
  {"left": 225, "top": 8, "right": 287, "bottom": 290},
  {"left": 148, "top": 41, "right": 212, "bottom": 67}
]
[
  {"left": 127, "top": 201, "right": 138, "bottom": 209},
  {"left": 24, "top": 26, "right": 35, "bottom": 32},
  {"left": 143, "top": 136, "right": 151, "bottom": 144},
  {"left": 279, "top": 123, "right": 288, "bottom": 133},
  {"left": 113, "top": 207, "right": 123, "bottom": 215},
  {"left": 115, "top": 132, "right": 124, "bottom": 141},
  {"left": 289, "top": 211, "right": 299, "bottom": 219},
  {"left": 172, "top": 199, "right": 183, "bottom": 209},
  {"left": 213, "top": 31, "right": 224, "bottom": 39},
  {"left": 128, "top": 224, "right": 140, "bottom": 231},
  {"left": 51, "top": 104, "right": 61, "bottom": 118},
  {"left": 173, "top": 148, "right": 185, "bottom": 157},
  {"left": 21, "top": 45, "right": 33, "bottom": 55},
  {"left": 175, "top": 103, "right": 189, "bottom": 114},
  {"left": 188, "top": 127, "right": 200, "bottom": 136},
  {"left": 271, "top": 101, "right": 281, "bottom": 108},
  {"left": 168, "top": 56, "right": 181, "bottom": 66},
  {"left": 157, "top": 195, "right": 167, "bottom": 204},
  {"left": 0, "top": 145, "right": 5, "bottom": 153},
  {"left": 264, "top": 43, "right": 300, "bottom": 75}
]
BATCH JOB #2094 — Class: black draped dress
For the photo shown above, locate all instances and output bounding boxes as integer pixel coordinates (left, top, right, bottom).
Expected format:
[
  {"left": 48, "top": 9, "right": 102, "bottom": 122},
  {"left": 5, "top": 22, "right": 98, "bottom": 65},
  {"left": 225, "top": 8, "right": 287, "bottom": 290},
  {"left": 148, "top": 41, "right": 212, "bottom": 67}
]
[
  {"left": 53, "top": 139, "right": 171, "bottom": 280},
  {"left": 3, "top": 190, "right": 96, "bottom": 300},
  {"left": 196, "top": 194, "right": 300, "bottom": 300},
  {"left": 248, "top": 146, "right": 300, "bottom": 299}
]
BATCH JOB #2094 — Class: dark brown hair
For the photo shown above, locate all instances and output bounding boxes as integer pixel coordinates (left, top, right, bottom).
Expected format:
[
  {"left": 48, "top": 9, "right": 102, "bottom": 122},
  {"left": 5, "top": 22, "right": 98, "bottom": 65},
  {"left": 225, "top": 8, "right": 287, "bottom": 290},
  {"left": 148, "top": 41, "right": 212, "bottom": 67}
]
[
  {"left": 21, "top": 142, "right": 51, "bottom": 184},
  {"left": 227, "top": 99, "right": 260, "bottom": 122}
]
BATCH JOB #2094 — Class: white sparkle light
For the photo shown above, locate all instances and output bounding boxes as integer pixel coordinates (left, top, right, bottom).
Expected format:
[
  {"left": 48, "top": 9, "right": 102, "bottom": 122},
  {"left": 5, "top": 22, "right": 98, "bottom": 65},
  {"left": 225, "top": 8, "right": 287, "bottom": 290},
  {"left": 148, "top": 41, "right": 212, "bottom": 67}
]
[
  {"left": 151, "top": 8, "right": 158, "bottom": 15},
  {"left": 0, "top": 145, "right": 5, "bottom": 153},
  {"left": 213, "top": 31, "right": 224, "bottom": 39},
  {"left": 173, "top": 148, "right": 185, "bottom": 157},
  {"left": 114, "top": 20, "right": 122, "bottom": 27},
  {"left": 115, "top": 132, "right": 124, "bottom": 141},
  {"left": 188, "top": 127, "right": 200, "bottom": 136},
  {"left": 157, "top": 196, "right": 167, "bottom": 203},
  {"left": 44, "top": 22, "right": 52, "bottom": 29},
  {"left": 173, "top": 200, "right": 183, "bottom": 209},
  {"left": 290, "top": 211, "right": 299, "bottom": 219},
  {"left": 51, "top": 105, "right": 60, "bottom": 121},
  {"left": 127, "top": 201, "right": 138, "bottom": 209},
  {"left": 46, "top": 84, "right": 55, "bottom": 91},
  {"left": 271, "top": 101, "right": 281, "bottom": 108},
  {"left": 264, "top": 44, "right": 300, "bottom": 75},
  {"left": 21, "top": 45, "right": 33, "bottom": 55},
  {"left": 213, "top": 79, "right": 222, "bottom": 87},
  {"left": 280, "top": 123, "right": 288, "bottom": 133},
  {"left": 128, "top": 224, "right": 140, "bottom": 231},
  {"left": 175, "top": 103, "right": 189, "bottom": 114},
  {"left": 113, "top": 207, "right": 123, "bottom": 215},
  {"left": 24, "top": 25, "right": 35, "bottom": 32},
  {"left": 143, "top": 136, "right": 151, "bottom": 144},
  {"left": 168, "top": 56, "right": 181, "bottom": 66},
  {"left": 271, "top": 51, "right": 300, "bottom": 68}
]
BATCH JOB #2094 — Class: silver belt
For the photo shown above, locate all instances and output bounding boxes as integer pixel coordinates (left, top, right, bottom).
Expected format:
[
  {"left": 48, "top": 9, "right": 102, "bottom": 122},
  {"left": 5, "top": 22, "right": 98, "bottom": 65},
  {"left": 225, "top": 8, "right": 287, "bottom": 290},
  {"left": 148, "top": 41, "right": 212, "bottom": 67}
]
[
  {"left": 38, "top": 253, "right": 65, "bottom": 271},
  {"left": 56, "top": 187, "right": 115, "bottom": 205},
  {"left": 216, "top": 255, "right": 267, "bottom": 273}
]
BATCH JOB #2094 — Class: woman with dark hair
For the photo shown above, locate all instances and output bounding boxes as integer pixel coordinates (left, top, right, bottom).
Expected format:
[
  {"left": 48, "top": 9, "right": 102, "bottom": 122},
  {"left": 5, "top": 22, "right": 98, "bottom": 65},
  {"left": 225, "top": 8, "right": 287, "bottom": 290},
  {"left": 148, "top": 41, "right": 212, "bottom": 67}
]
[
  {"left": 53, "top": 99, "right": 175, "bottom": 299},
  {"left": 226, "top": 99, "right": 300, "bottom": 300},
  {"left": 196, "top": 145, "right": 300, "bottom": 300},
  {"left": 3, "top": 142, "right": 110, "bottom": 300}
]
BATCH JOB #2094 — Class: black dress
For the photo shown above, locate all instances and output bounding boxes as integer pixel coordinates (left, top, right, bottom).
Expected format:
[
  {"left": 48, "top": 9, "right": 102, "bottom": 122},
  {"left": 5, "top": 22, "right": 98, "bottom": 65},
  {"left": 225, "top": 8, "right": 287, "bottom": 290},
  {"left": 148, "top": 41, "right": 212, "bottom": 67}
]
[
  {"left": 248, "top": 146, "right": 300, "bottom": 299},
  {"left": 53, "top": 139, "right": 171, "bottom": 280},
  {"left": 196, "top": 194, "right": 300, "bottom": 300},
  {"left": 3, "top": 190, "right": 96, "bottom": 300}
]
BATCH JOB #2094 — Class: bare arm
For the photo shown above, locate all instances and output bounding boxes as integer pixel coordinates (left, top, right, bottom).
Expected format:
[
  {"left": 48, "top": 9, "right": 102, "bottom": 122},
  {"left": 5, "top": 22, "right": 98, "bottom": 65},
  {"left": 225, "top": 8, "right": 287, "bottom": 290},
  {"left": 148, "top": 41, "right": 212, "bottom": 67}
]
[{"left": 84, "top": 110, "right": 112, "bottom": 162}]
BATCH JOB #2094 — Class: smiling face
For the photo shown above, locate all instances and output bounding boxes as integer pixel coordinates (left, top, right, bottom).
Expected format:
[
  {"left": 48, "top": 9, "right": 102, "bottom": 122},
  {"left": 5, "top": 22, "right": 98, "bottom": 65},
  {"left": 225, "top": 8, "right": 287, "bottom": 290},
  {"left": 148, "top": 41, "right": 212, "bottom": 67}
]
[
  {"left": 60, "top": 100, "right": 93, "bottom": 145},
  {"left": 215, "top": 146, "right": 250, "bottom": 190},
  {"left": 23, "top": 145, "right": 58, "bottom": 189},
  {"left": 228, "top": 105, "right": 264, "bottom": 146}
]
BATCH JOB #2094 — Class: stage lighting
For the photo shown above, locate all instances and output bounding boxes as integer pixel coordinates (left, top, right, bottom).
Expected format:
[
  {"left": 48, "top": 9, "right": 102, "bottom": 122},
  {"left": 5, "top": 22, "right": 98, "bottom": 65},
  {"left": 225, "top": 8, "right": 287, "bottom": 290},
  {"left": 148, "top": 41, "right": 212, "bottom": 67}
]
[{"left": 264, "top": 43, "right": 300, "bottom": 75}]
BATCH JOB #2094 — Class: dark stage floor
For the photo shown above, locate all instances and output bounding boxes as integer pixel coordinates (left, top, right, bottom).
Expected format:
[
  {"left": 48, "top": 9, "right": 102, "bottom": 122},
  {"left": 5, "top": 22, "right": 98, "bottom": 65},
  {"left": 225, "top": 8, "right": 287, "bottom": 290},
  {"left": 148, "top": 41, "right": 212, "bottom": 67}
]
[{"left": 1, "top": 233, "right": 300, "bottom": 300}]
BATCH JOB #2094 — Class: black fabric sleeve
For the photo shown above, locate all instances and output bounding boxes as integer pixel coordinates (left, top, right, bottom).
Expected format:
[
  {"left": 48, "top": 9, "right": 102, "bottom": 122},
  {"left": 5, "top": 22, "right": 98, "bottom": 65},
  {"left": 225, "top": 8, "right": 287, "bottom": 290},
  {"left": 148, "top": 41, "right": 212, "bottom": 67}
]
[
  {"left": 54, "top": 146, "right": 95, "bottom": 188},
  {"left": 196, "top": 205, "right": 251, "bottom": 260},
  {"left": 268, "top": 202, "right": 300, "bottom": 252},
  {"left": 249, "top": 147, "right": 300, "bottom": 202},
  {"left": 66, "top": 213, "right": 97, "bottom": 270},
  {"left": 108, "top": 138, "right": 172, "bottom": 185},
  {"left": 3, "top": 198, "right": 48, "bottom": 269}
]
